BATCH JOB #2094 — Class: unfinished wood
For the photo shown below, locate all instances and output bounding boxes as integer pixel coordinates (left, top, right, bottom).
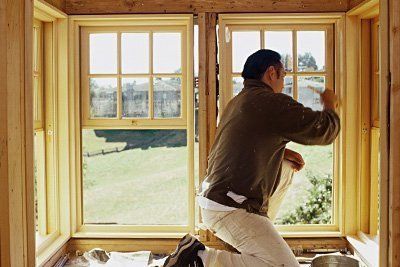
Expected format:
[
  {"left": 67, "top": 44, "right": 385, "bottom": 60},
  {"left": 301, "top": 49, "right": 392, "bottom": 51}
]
[
  {"left": 66, "top": 0, "right": 348, "bottom": 15},
  {"left": 198, "top": 13, "right": 217, "bottom": 181},
  {"left": 205, "top": 236, "right": 348, "bottom": 253},
  {"left": 378, "top": 0, "right": 390, "bottom": 265},
  {"left": 79, "top": 24, "right": 189, "bottom": 128},
  {"left": 349, "top": 0, "right": 366, "bottom": 9},
  {"left": 70, "top": 15, "right": 196, "bottom": 237},
  {"left": 35, "top": 0, "right": 68, "bottom": 20},
  {"left": 359, "top": 19, "right": 371, "bottom": 234},
  {"left": 389, "top": 0, "right": 400, "bottom": 264},
  {"left": 68, "top": 238, "right": 180, "bottom": 254},
  {"left": 344, "top": 14, "right": 360, "bottom": 235},
  {"left": 371, "top": 17, "right": 380, "bottom": 128},
  {"left": 68, "top": 237, "right": 347, "bottom": 256},
  {"left": 348, "top": 0, "right": 379, "bottom": 18},
  {"left": 0, "top": 0, "right": 35, "bottom": 266},
  {"left": 369, "top": 128, "right": 379, "bottom": 235},
  {"left": 218, "top": 14, "right": 344, "bottom": 235},
  {"left": 33, "top": 4, "right": 71, "bottom": 265},
  {"left": 43, "top": 0, "right": 65, "bottom": 12},
  {"left": 42, "top": 241, "right": 68, "bottom": 267}
]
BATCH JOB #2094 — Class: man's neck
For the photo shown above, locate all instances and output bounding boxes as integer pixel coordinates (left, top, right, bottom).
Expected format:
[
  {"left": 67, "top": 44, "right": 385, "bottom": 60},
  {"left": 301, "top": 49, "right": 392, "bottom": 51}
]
[{"left": 260, "top": 79, "right": 277, "bottom": 93}]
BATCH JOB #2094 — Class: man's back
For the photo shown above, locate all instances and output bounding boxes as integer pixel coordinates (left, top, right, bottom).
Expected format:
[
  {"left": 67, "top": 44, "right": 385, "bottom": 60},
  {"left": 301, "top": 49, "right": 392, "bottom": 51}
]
[{"left": 202, "top": 79, "right": 340, "bottom": 216}]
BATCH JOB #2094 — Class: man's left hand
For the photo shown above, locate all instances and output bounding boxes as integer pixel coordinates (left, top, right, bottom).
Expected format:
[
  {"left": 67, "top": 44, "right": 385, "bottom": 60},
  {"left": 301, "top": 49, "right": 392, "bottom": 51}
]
[{"left": 284, "top": 148, "right": 305, "bottom": 171}]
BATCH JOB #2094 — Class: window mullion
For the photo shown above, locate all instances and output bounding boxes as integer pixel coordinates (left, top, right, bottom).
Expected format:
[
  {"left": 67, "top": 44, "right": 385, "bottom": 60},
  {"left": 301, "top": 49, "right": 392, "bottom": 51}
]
[
  {"left": 117, "top": 32, "right": 122, "bottom": 119},
  {"left": 261, "top": 29, "right": 264, "bottom": 49},
  {"left": 293, "top": 30, "right": 298, "bottom": 100},
  {"left": 149, "top": 31, "right": 154, "bottom": 119}
]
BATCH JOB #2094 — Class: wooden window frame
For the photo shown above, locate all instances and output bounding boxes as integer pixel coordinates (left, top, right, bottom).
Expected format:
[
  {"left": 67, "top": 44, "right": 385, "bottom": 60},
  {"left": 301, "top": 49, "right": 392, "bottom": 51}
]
[
  {"left": 218, "top": 14, "right": 345, "bottom": 236},
  {"left": 348, "top": 0, "right": 380, "bottom": 238},
  {"left": 80, "top": 26, "right": 189, "bottom": 129},
  {"left": 33, "top": 19, "right": 47, "bottom": 239},
  {"left": 33, "top": 0, "right": 70, "bottom": 265},
  {"left": 220, "top": 24, "right": 334, "bottom": 110},
  {"left": 70, "top": 15, "right": 195, "bottom": 238},
  {"left": 345, "top": 1, "right": 382, "bottom": 266}
]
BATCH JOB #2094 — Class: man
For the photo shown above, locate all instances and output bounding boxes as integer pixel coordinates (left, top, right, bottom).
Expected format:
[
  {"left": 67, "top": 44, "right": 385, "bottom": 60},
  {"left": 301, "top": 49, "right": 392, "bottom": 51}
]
[{"left": 163, "top": 49, "right": 340, "bottom": 267}]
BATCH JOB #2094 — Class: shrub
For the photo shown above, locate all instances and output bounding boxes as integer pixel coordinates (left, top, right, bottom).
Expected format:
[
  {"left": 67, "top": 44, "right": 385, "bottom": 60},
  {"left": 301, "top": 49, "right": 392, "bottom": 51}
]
[{"left": 277, "top": 173, "right": 332, "bottom": 225}]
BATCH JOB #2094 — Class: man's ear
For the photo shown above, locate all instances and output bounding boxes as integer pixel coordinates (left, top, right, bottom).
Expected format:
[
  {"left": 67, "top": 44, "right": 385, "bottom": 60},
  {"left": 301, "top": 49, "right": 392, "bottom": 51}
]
[{"left": 265, "top": 66, "right": 275, "bottom": 79}]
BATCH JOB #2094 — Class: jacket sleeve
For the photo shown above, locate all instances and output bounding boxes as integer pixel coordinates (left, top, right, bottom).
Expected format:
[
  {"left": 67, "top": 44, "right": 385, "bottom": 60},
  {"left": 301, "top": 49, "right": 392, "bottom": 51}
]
[{"left": 273, "top": 93, "right": 340, "bottom": 145}]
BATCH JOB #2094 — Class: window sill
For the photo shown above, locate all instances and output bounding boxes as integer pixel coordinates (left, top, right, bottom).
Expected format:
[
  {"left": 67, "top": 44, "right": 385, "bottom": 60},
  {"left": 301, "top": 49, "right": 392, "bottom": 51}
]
[
  {"left": 72, "top": 231, "right": 190, "bottom": 239},
  {"left": 346, "top": 232, "right": 379, "bottom": 267},
  {"left": 36, "top": 234, "right": 69, "bottom": 267}
]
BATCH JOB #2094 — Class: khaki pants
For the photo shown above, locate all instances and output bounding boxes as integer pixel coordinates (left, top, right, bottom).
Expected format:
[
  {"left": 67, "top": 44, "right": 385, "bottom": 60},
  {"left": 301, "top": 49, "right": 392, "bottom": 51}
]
[{"left": 200, "top": 162, "right": 299, "bottom": 267}]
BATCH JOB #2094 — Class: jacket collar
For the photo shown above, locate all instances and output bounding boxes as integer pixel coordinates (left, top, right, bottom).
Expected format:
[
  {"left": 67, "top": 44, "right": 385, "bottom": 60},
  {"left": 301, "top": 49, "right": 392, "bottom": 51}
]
[{"left": 243, "top": 79, "right": 273, "bottom": 92}]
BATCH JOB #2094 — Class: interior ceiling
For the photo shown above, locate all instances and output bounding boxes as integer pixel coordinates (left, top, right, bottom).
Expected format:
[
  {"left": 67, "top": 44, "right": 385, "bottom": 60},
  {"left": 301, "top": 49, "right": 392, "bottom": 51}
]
[{"left": 63, "top": 0, "right": 361, "bottom": 15}]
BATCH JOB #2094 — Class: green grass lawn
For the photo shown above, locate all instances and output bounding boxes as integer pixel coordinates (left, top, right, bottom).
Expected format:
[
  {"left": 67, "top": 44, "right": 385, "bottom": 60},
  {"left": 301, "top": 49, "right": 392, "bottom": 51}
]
[
  {"left": 82, "top": 130, "right": 194, "bottom": 225},
  {"left": 82, "top": 130, "right": 333, "bottom": 225}
]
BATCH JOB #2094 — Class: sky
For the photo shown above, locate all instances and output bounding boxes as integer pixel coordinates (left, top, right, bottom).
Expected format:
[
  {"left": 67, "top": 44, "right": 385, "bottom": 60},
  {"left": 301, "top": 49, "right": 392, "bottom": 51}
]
[
  {"left": 232, "top": 30, "right": 325, "bottom": 72},
  {"left": 88, "top": 28, "right": 325, "bottom": 87},
  {"left": 89, "top": 32, "right": 182, "bottom": 76}
]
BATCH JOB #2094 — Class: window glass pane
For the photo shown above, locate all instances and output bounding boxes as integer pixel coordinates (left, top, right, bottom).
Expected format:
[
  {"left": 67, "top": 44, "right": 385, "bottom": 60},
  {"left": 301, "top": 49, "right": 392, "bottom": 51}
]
[
  {"left": 153, "top": 33, "right": 182, "bottom": 74},
  {"left": 232, "top": 31, "right": 260, "bottom": 73},
  {"left": 153, "top": 77, "right": 181, "bottom": 118},
  {"left": 283, "top": 76, "right": 293, "bottom": 97},
  {"left": 297, "top": 31, "right": 325, "bottom": 72},
  {"left": 121, "top": 33, "right": 150, "bottom": 74},
  {"left": 194, "top": 25, "right": 199, "bottom": 77},
  {"left": 90, "top": 33, "right": 117, "bottom": 74},
  {"left": 265, "top": 31, "right": 293, "bottom": 71},
  {"left": 89, "top": 78, "right": 118, "bottom": 118},
  {"left": 33, "top": 27, "right": 39, "bottom": 72},
  {"left": 122, "top": 78, "right": 149, "bottom": 118},
  {"left": 232, "top": 77, "right": 244, "bottom": 97},
  {"left": 34, "top": 76, "right": 40, "bottom": 122},
  {"left": 82, "top": 129, "right": 188, "bottom": 225},
  {"left": 275, "top": 142, "right": 333, "bottom": 225},
  {"left": 298, "top": 76, "right": 325, "bottom": 111},
  {"left": 34, "top": 131, "right": 46, "bottom": 240}
]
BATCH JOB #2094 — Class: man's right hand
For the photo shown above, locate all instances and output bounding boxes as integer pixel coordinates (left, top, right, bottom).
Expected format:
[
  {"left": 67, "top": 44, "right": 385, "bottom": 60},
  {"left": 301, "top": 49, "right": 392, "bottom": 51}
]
[{"left": 320, "top": 89, "right": 338, "bottom": 110}]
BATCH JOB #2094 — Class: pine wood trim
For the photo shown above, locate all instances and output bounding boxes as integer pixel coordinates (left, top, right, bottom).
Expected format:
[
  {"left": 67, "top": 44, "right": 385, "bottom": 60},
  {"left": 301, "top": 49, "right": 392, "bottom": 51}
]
[
  {"left": 388, "top": 0, "right": 400, "bottom": 264},
  {"left": 0, "top": 0, "right": 35, "bottom": 266},
  {"left": 65, "top": 0, "right": 348, "bottom": 15},
  {"left": 198, "top": 13, "right": 217, "bottom": 181},
  {"left": 67, "top": 237, "right": 348, "bottom": 255},
  {"left": 378, "top": 0, "right": 389, "bottom": 265}
]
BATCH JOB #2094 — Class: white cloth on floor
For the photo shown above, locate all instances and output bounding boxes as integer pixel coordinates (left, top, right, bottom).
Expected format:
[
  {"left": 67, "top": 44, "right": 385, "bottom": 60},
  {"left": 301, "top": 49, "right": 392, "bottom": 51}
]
[{"left": 81, "top": 249, "right": 151, "bottom": 267}]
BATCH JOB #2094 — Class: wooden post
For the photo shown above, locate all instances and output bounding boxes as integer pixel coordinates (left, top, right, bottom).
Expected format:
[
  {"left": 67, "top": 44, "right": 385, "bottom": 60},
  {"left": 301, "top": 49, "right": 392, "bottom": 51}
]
[
  {"left": 0, "top": 0, "right": 35, "bottom": 266},
  {"left": 388, "top": 0, "right": 400, "bottom": 265},
  {"left": 379, "top": 0, "right": 390, "bottom": 266},
  {"left": 198, "top": 12, "right": 217, "bottom": 181},
  {"left": 198, "top": 12, "right": 218, "bottom": 241}
]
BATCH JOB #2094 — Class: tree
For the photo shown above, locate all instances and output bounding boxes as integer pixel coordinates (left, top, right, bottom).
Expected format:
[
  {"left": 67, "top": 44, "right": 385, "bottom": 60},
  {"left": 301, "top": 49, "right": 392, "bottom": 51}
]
[
  {"left": 282, "top": 54, "right": 293, "bottom": 71},
  {"left": 298, "top": 52, "right": 318, "bottom": 71}
]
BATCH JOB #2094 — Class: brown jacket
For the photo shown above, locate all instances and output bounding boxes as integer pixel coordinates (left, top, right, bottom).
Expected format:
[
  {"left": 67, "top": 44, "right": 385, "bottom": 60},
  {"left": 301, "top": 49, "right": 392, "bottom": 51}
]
[{"left": 202, "top": 79, "right": 340, "bottom": 216}]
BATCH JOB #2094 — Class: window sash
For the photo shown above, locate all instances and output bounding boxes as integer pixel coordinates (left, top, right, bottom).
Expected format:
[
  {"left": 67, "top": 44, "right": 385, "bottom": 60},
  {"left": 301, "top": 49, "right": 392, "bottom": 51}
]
[
  {"left": 369, "top": 16, "right": 380, "bottom": 236},
  {"left": 33, "top": 17, "right": 60, "bottom": 251},
  {"left": 73, "top": 16, "right": 195, "bottom": 235},
  {"left": 221, "top": 24, "right": 334, "bottom": 107},
  {"left": 218, "top": 15, "right": 340, "bottom": 232},
  {"left": 34, "top": 20, "right": 44, "bottom": 130},
  {"left": 80, "top": 26, "right": 188, "bottom": 127}
]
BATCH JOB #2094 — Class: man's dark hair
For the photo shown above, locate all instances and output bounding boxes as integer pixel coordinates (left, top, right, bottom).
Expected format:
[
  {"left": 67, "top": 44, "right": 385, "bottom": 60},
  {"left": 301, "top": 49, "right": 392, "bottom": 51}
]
[{"left": 241, "top": 49, "right": 282, "bottom": 80}]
